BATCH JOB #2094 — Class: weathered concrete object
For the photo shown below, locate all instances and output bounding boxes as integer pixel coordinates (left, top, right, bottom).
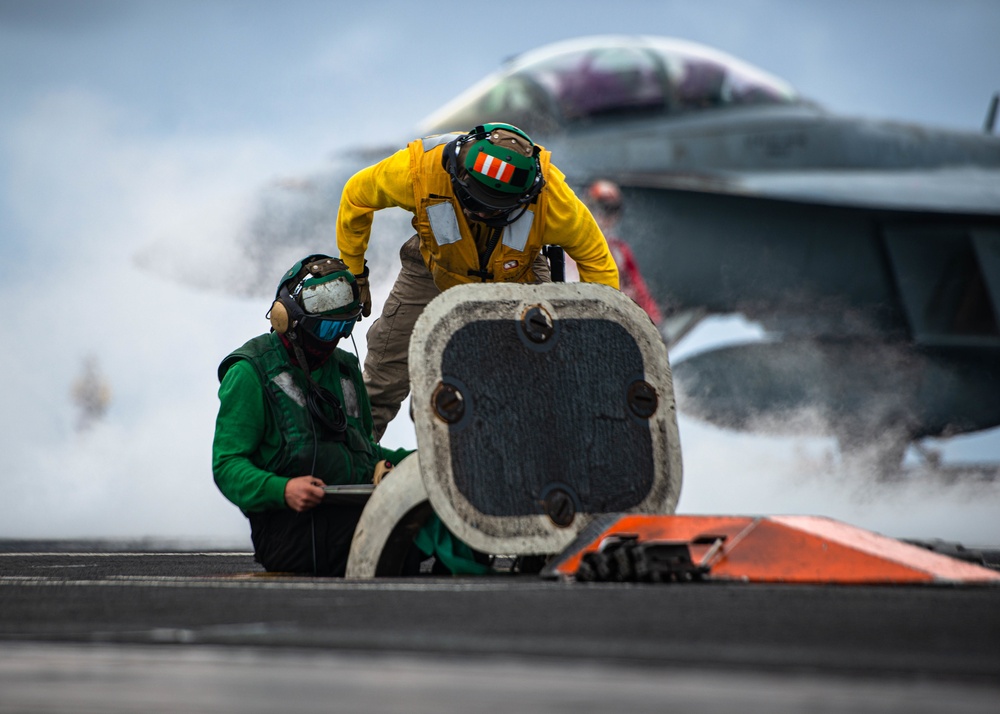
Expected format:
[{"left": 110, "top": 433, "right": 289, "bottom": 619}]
[
  {"left": 344, "top": 455, "right": 430, "bottom": 578},
  {"left": 347, "top": 282, "right": 682, "bottom": 577},
  {"left": 411, "top": 282, "right": 682, "bottom": 555}
]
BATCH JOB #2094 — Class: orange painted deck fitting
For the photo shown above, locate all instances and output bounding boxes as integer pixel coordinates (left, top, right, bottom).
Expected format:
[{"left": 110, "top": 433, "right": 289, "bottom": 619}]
[{"left": 552, "top": 515, "right": 1000, "bottom": 585}]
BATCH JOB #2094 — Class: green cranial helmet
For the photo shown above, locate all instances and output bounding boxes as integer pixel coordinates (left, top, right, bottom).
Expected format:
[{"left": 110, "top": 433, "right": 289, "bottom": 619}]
[
  {"left": 269, "top": 255, "right": 361, "bottom": 342},
  {"left": 448, "top": 123, "right": 545, "bottom": 213}
]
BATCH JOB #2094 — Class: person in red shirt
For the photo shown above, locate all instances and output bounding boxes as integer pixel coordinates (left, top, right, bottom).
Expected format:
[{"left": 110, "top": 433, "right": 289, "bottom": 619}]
[{"left": 586, "top": 180, "right": 663, "bottom": 325}]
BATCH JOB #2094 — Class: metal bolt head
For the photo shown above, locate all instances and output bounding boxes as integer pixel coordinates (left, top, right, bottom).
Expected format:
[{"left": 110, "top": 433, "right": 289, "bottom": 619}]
[
  {"left": 627, "top": 380, "right": 658, "bottom": 419},
  {"left": 433, "top": 382, "right": 465, "bottom": 424},
  {"left": 543, "top": 487, "right": 576, "bottom": 528},
  {"left": 521, "top": 305, "right": 554, "bottom": 343}
]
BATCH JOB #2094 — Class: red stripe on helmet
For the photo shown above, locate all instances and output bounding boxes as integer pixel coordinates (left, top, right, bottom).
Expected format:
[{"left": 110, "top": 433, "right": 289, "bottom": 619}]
[{"left": 473, "top": 151, "right": 514, "bottom": 183}]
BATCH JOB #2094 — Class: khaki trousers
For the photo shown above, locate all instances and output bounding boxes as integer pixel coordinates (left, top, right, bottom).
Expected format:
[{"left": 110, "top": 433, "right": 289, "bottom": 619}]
[{"left": 364, "top": 235, "right": 551, "bottom": 439}]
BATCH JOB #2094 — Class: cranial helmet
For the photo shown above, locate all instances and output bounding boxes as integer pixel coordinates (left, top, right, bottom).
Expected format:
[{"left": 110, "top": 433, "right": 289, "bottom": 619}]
[
  {"left": 268, "top": 255, "right": 361, "bottom": 342},
  {"left": 587, "top": 180, "right": 623, "bottom": 214},
  {"left": 446, "top": 123, "right": 545, "bottom": 216}
]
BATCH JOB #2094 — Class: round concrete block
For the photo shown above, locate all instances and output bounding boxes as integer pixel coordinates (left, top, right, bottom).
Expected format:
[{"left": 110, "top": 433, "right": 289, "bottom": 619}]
[
  {"left": 345, "top": 454, "right": 431, "bottom": 578},
  {"left": 409, "top": 282, "right": 683, "bottom": 556}
]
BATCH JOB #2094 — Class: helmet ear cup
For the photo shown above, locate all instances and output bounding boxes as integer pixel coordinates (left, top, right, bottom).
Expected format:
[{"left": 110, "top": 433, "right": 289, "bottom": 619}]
[
  {"left": 269, "top": 299, "right": 290, "bottom": 334},
  {"left": 269, "top": 288, "right": 302, "bottom": 335}
]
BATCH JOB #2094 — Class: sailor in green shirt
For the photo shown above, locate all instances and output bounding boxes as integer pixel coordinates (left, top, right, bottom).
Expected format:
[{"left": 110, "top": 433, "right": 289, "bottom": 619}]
[{"left": 213, "top": 254, "right": 488, "bottom": 576}]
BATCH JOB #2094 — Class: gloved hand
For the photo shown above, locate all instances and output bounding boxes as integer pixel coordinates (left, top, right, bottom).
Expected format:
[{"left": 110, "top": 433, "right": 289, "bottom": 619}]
[
  {"left": 372, "top": 459, "right": 394, "bottom": 486},
  {"left": 355, "top": 262, "right": 371, "bottom": 318}
]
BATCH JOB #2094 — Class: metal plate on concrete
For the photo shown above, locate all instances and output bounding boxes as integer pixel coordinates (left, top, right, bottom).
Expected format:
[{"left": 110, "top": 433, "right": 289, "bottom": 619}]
[{"left": 409, "top": 283, "right": 682, "bottom": 555}]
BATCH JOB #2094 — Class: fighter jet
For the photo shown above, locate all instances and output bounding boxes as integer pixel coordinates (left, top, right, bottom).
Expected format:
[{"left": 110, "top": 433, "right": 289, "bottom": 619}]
[
  {"left": 216, "top": 35, "right": 1000, "bottom": 474},
  {"left": 414, "top": 35, "right": 1000, "bottom": 474}
]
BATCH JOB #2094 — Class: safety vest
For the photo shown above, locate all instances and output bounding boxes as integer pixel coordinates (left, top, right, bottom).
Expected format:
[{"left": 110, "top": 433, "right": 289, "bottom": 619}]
[
  {"left": 218, "top": 333, "right": 380, "bottom": 486},
  {"left": 408, "top": 135, "right": 554, "bottom": 290}
]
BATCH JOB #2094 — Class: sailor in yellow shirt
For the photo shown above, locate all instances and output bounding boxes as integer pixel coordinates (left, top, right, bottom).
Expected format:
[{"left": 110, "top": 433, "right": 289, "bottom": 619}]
[{"left": 337, "top": 122, "right": 620, "bottom": 438}]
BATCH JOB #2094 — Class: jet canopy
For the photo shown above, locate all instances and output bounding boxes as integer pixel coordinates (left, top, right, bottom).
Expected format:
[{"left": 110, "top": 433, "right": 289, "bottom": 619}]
[{"left": 420, "top": 35, "right": 800, "bottom": 136}]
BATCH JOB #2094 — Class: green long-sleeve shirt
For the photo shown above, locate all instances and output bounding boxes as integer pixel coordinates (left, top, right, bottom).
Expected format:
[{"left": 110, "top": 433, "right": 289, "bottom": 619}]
[
  {"left": 213, "top": 332, "right": 487, "bottom": 575},
  {"left": 212, "top": 334, "right": 411, "bottom": 513}
]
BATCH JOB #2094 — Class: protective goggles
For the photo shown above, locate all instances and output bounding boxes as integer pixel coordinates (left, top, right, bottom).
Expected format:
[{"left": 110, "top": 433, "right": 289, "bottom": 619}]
[
  {"left": 286, "top": 271, "right": 362, "bottom": 343},
  {"left": 298, "top": 273, "right": 357, "bottom": 315},
  {"left": 304, "top": 316, "right": 357, "bottom": 342}
]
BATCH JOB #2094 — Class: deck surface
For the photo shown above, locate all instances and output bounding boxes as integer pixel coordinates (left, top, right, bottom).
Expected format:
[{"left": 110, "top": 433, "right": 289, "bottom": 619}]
[{"left": 1, "top": 542, "right": 998, "bottom": 712}]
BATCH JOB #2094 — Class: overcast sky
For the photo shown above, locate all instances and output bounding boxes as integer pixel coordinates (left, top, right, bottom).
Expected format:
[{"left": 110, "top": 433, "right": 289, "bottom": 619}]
[{"left": 1, "top": 0, "right": 999, "bottom": 546}]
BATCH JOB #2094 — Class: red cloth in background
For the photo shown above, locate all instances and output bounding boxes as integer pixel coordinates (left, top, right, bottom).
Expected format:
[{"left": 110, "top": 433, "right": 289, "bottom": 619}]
[{"left": 606, "top": 235, "right": 663, "bottom": 324}]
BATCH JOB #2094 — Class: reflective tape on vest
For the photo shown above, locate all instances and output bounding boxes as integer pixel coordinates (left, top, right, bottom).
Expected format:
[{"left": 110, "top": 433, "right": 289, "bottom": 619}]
[
  {"left": 427, "top": 202, "right": 463, "bottom": 246},
  {"left": 502, "top": 209, "right": 534, "bottom": 252}
]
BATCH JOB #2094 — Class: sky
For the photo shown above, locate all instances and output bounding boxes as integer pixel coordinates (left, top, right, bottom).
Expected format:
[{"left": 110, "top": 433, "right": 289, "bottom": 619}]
[{"left": 1, "top": 0, "right": 999, "bottom": 547}]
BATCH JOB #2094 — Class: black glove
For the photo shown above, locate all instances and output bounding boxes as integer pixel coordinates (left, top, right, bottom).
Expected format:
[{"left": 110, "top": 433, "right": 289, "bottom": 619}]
[{"left": 355, "top": 263, "right": 371, "bottom": 318}]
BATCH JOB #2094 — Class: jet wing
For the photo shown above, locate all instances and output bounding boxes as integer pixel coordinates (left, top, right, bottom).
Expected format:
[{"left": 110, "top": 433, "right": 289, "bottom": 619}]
[{"left": 618, "top": 166, "right": 1000, "bottom": 216}]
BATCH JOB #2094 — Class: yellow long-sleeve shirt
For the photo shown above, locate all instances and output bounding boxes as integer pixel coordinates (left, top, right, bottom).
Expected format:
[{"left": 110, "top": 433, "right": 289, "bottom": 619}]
[{"left": 336, "top": 138, "right": 619, "bottom": 290}]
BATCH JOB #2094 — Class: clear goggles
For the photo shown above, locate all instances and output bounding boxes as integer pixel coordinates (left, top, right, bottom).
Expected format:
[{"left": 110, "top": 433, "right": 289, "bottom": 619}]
[
  {"left": 298, "top": 273, "right": 356, "bottom": 314},
  {"left": 291, "top": 272, "right": 361, "bottom": 342}
]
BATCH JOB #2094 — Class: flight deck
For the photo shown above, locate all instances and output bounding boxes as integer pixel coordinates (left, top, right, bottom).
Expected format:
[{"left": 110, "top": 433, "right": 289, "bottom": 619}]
[{"left": 1, "top": 541, "right": 999, "bottom": 713}]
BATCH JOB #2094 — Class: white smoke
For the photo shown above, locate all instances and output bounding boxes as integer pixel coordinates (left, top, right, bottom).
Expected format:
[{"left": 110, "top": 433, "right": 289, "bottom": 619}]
[
  {"left": 0, "top": 90, "right": 304, "bottom": 543},
  {"left": 671, "top": 319, "right": 1000, "bottom": 546},
  {"left": 0, "top": 88, "right": 421, "bottom": 545}
]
